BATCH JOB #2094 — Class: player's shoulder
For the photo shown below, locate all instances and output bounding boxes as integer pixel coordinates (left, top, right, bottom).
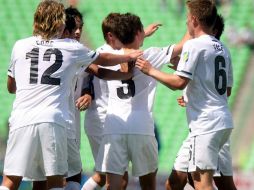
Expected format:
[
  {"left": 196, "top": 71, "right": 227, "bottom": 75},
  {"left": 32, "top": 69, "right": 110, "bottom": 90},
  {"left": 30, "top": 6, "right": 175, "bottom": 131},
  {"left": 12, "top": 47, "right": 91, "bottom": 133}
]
[
  {"left": 96, "top": 43, "right": 123, "bottom": 54},
  {"left": 13, "top": 36, "right": 35, "bottom": 47},
  {"left": 144, "top": 45, "right": 173, "bottom": 55}
]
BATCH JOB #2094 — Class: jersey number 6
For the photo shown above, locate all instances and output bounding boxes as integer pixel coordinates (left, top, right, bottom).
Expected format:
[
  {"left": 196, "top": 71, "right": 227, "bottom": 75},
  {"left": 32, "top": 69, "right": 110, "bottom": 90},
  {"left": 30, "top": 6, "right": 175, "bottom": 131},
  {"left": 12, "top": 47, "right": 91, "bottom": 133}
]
[{"left": 214, "top": 55, "right": 227, "bottom": 95}]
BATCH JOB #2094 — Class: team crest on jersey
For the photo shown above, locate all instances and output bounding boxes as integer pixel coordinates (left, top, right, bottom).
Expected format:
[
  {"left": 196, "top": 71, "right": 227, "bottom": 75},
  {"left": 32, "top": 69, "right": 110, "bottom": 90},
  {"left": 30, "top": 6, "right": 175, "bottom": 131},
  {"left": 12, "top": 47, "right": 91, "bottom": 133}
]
[{"left": 183, "top": 52, "right": 189, "bottom": 63}]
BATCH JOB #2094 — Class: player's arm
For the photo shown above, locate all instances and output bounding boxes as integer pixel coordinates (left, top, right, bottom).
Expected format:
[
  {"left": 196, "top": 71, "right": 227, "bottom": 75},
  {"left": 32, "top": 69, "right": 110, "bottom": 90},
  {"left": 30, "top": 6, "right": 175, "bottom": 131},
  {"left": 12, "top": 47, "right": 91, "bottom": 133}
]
[
  {"left": 76, "top": 75, "right": 93, "bottom": 111},
  {"left": 171, "top": 31, "right": 192, "bottom": 59},
  {"left": 227, "top": 87, "right": 232, "bottom": 97},
  {"left": 136, "top": 57, "right": 189, "bottom": 90},
  {"left": 7, "top": 76, "right": 16, "bottom": 94},
  {"left": 92, "top": 50, "right": 142, "bottom": 67},
  {"left": 144, "top": 23, "right": 162, "bottom": 37},
  {"left": 86, "top": 63, "right": 133, "bottom": 80}
]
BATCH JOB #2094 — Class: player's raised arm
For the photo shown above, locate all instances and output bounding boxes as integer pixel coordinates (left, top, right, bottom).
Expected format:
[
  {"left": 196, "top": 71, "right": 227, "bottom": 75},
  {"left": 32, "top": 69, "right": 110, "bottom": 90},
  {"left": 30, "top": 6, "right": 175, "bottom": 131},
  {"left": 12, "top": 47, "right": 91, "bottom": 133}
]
[
  {"left": 171, "top": 31, "right": 192, "bottom": 59},
  {"left": 144, "top": 23, "right": 162, "bottom": 37},
  {"left": 92, "top": 50, "right": 143, "bottom": 66},
  {"left": 86, "top": 63, "right": 133, "bottom": 80}
]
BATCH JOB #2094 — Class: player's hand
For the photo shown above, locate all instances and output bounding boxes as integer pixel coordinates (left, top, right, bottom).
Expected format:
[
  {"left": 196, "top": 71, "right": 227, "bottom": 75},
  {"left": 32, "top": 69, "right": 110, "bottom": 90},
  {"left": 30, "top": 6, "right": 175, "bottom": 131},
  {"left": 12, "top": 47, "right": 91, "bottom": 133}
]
[
  {"left": 167, "top": 56, "right": 180, "bottom": 70},
  {"left": 177, "top": 96, "right": 186, "bottom": 107},
  {"left": 135, "top": 57, "right": 153, "bottom": 75},
  {"left": 127, "top": 50, "right": 143, "bottom": 62},
  {"left": 144, "top": 23, "right": 162, "bottom": 37},
  {"left": 76, "top": 94, "right": 92, "bottom": 111}
]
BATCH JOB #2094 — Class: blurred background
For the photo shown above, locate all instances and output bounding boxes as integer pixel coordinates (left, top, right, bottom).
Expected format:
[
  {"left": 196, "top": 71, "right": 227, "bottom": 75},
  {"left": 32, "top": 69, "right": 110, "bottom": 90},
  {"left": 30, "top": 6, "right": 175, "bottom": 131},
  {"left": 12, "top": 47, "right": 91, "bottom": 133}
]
[{"left": 0, "top": 0, "right": 254, "bottom": 189}]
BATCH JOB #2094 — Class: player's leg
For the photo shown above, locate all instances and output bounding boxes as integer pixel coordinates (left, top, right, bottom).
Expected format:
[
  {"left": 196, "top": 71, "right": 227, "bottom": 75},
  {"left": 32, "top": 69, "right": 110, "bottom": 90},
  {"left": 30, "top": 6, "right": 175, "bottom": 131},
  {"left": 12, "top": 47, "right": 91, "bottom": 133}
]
[
  {"left": 0, "top": 175, "right": 22, "bottom": 190},
  {"left": 213, "top": 175, "right": 237, "bottom": 190},
  {"left": 213, "top": 141, "right": 237, "bottom": 190},
  {"left": 121, "top": 171, "right": 129, "bottom": 190},
  {"left": 189, "top": 129, "right": 232, "bottom": 190},
  {"left": 139, "top": 170, "right": 157, "bottom": 190},
  {"left": 82, "top": 135, "right": 106, "bottom": 189},
  {"left": 95, "top": 134, "right": 129, "bottom": 190},
  {"left": 32, "top": 181, "right": 47, "bottom": 190},
  {"left": 165, "top": 170, "right": 188, "bottom": 190},
  {"left": 191, "top": 169, "right": 214, "bottom": 190},
  {"left": 130, "top": 135, "right": 158, "bottom": 190},
  {"left": 105, "top": 173, "right": 123, "bottom": 190},
  {"left": 165, "top": 135, "right": 192, "bottom": 190}
]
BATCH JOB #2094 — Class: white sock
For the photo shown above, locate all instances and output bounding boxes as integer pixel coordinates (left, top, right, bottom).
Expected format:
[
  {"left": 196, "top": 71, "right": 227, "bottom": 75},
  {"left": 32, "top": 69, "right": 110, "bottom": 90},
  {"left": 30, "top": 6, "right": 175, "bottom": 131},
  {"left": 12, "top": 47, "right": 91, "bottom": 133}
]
[
  {"left": 64, "top": 181, "right": 80, "bottom": 190},
  {"left": 0, "top": 186, "right": 10, "bottom": 190},
  {"left": 82, "top": 177, "right": 102, "bottom": 190}
]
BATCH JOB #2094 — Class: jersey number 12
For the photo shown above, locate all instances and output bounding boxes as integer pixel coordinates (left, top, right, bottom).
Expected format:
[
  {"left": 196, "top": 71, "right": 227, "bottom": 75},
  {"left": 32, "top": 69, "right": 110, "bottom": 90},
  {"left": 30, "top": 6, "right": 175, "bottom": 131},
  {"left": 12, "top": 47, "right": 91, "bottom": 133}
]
[{"left": 26, "top": 48, "right": 62, "bottom": 85}]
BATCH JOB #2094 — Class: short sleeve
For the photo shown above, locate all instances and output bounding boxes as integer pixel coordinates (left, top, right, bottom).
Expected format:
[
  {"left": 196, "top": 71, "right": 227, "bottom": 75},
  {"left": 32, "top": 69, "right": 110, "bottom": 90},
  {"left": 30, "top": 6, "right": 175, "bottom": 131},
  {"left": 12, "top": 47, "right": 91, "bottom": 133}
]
[
  {"left": 143, "top": 44, "right": 175, "bottom": 69},
  {"left": 76, "top": 44, "right": 99, "bottom": 68},
  {"left": 175, "top": 40, "right": 199, "bottom": 80},
  {"left": 7, "top": 44, "right": 17, "bottom": 78}
]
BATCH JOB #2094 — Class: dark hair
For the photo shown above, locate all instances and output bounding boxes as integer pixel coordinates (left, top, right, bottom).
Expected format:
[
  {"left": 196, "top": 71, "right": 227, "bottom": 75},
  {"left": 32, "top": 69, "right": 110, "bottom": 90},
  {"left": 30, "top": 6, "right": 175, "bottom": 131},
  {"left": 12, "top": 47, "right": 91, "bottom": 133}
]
[
  {"left": 116, "top": 13, "right": 143, "bottom": 44},
  {"left": 213, "top": 14, "right": 224, "bottom": 40},
  {"left": 64, "top": 9, "right": 76, "bottom": 33},
  {"left": 65, "top": 6, "right": 83, "bottom": 22}
]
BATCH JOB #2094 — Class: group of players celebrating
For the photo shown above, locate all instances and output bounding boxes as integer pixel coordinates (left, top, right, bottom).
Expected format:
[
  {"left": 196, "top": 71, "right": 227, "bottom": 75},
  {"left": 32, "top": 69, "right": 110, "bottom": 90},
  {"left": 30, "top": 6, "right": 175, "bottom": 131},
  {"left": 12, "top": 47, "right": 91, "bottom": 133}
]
[{"left": 1, "top": 0, "right": 237, "bottom": 190}]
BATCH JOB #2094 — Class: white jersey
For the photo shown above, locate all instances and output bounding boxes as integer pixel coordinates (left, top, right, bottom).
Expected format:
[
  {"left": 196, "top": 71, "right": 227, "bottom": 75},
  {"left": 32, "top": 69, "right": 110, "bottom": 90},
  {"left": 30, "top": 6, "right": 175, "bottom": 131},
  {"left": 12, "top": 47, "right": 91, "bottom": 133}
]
[
  {"left": 8, "top": 36, "right": 99, "bottom": 131},
  {"left": 84, "top": 44, "right": 123, "bottom": 136},
  {"left": 67, "top": 70, "right": 89, "bottom": 140},
  {"left": 103, "top": 45, "right": 174, "bottom": 135},
  {"left": 175, "top": 35, "right": 233, "bottom": 136}
]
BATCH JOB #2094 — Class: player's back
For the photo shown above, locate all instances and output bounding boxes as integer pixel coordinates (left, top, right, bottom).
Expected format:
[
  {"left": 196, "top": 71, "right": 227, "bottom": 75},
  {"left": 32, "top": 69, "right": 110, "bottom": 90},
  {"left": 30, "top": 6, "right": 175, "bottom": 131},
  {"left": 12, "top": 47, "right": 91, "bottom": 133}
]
[
  {"left": 8, "top": 36, "right": 97, "bottom": 130},
  {"left": 104, "top": 45, "right": 174, "bottom": 136},
  {"left": 179, "top": 35, "right": 233, "bottom": 135},
  {"left": 184, "top": 35, "right": 232, "bottom": 111}
]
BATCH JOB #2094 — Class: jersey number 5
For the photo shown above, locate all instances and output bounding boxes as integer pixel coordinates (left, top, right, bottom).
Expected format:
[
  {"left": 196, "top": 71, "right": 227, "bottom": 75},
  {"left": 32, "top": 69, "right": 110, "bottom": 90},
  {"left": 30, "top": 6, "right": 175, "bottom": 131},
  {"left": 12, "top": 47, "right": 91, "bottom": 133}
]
[
  {"left": 214, "top": 55, "right": 227, "bottom": 95},
  {"left": 26, "top": 48, "right": 63, "bottom": 85},
  {"left": 117, "top": 79, "right": 135, "bottom": 99}
]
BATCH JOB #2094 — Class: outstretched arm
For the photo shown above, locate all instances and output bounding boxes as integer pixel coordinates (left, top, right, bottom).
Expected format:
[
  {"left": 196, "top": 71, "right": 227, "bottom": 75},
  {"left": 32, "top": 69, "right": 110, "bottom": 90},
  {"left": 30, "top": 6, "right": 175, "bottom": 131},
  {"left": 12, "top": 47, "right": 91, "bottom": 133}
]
[
  {"left": 86, "top": 64, "right": 133, "bottom": 80},
  {"left": 144, "top": 23, "right": 162, "bottom": 37},
  {"left": 92, "top": 50, "right": 143, "bottom": 66},
  {"left": 136, "top": 57, "right": 189, "bottom": 90},
  {"left": 171, "top": 31, "right": 192, "bottom": 59}
]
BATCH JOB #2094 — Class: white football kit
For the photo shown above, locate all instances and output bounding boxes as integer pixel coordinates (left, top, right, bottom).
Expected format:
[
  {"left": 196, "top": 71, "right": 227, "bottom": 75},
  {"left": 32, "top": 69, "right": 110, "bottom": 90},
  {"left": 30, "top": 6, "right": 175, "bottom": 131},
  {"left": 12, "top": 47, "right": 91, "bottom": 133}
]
[
  {"left": 96, "top": 45, "right": 175, "bottom": 176},
  {"left": 84, "top": 43, "right": 122, "bottom": 161},
  {"left": 175, "top": 34, "right": 233, "bottom": 171},
  {"left": 5, "top": 36, "right": 99, "bottom": 178}
]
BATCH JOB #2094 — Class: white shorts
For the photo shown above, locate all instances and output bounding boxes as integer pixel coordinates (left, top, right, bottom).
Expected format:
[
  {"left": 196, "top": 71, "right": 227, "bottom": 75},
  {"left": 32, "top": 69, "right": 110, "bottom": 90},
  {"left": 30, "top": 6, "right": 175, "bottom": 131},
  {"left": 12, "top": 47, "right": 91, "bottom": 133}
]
[
  {"left": 96, "top": 134, "right": 158, "bottom": 177},
  {"left": 67, "top": 138, "right": 82, "bottom": 177},
  {"left": 173, "top": 135, "right": 191, "bottom": 172},
  {"left": 4, "top": 123, "right": 68, "bottom": 180},
  {"left": 188, "top": 129, "right": 232, "bottom": 172},
  {"left": 87, "top": 134, "right": 102, "bottom": 162},
  {"left": 214, "top": 140, "right": 233, "bottom": 176}
]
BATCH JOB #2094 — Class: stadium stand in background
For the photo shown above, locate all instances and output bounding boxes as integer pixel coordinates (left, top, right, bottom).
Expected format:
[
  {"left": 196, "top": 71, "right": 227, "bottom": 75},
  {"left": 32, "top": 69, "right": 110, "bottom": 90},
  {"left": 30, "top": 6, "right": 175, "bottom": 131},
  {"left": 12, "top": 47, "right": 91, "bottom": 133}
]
[{"left": 0, "top": 0, "right": 254, "bottom": 189}]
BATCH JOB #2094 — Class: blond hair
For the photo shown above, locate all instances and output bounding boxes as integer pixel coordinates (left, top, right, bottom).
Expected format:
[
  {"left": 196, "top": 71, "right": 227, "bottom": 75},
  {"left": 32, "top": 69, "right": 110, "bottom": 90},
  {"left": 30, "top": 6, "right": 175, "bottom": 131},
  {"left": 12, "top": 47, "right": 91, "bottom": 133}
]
[
  {"left": 33, "top": 0, "right": 65, "bottom": 40},
  {"left": 186, "top": 0, "right": 217, "bottom": 30}
]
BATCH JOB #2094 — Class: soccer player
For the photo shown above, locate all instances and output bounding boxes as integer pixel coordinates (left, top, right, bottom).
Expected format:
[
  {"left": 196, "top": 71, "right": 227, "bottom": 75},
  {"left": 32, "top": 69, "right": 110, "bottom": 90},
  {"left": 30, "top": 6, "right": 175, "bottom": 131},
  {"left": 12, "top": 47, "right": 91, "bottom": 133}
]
[
  {"left": 78, "top": 13, "right": 162, "bottom": 190},
  {"left": 95, "top": 12, "right": 189, "bottom": 190},
  {"left": 0, "top": 1, "right": 142, "bottom": 190},
  {"left": 168, "top": 14, "right": 237, "bottom": 190},
  {"left": 136, "top": 0, "right": 234, "bottom": 189}
]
